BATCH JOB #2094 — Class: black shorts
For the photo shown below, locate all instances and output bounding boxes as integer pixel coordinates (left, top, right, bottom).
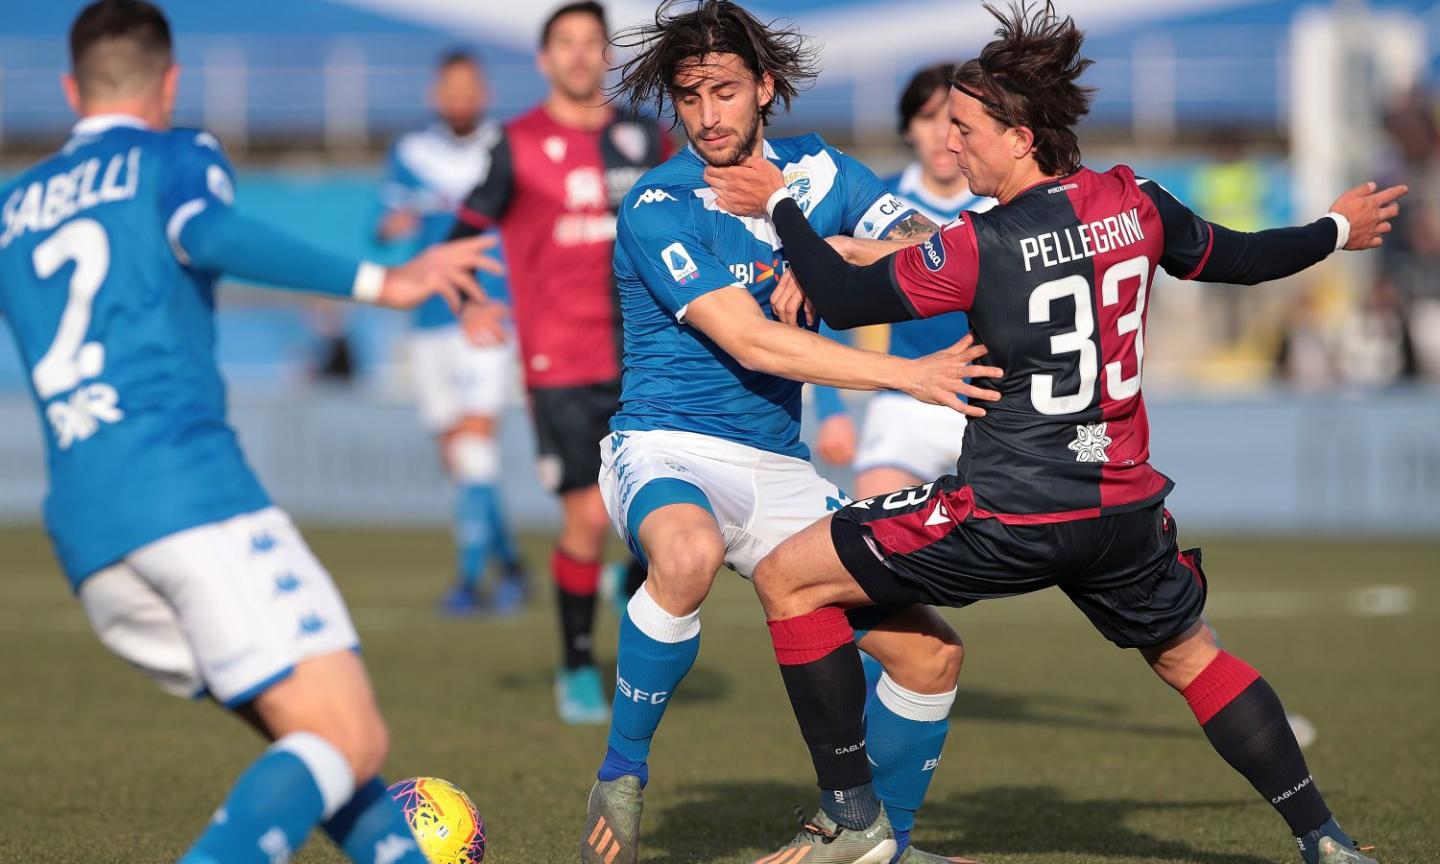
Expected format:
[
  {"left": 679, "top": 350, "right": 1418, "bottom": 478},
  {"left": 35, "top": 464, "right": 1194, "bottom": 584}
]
[
  {"left": 528, "top": 379, "right": 621, "bottom": 495},
  {"left": 831, "top": 477, "right": 1206, "bottom": 649}
]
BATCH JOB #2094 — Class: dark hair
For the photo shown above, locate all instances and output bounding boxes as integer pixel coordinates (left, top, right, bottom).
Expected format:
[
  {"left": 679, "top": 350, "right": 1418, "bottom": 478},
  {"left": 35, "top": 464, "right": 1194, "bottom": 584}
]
[
  {"left": 611, "top": 0, "right": 819, "bottom": 126},
  {"left": 69, "top": 0, "right": 173, "bottom": 98},
  {"left": 897, "top": 63, "right": 955, "bottom": 136},
  {"left": 952, "top": 1, "right": 1094, "bottom": 175},
  {"left": 542, "top": 2, "right": 608, "bottom": 47},
  {"left": 437, "top": 48, "right": 482, "bottom": 72}
]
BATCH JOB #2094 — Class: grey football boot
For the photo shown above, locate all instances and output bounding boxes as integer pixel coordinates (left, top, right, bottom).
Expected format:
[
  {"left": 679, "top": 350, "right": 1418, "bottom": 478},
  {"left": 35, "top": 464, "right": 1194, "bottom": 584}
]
[
  {"left": 747, "top": 806, "right": 896, "bottom": 864},
  {"left": 895, "top": 845, "right": 983, "bottom": 864},
  {"left": 581, "top": 775, "right": 642, "bottom": 864}
]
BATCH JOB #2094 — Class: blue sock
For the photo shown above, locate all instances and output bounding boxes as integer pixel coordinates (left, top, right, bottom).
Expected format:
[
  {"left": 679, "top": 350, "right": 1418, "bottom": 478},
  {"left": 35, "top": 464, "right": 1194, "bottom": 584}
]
[
  {"left": 598, "top": 586, "right": 700, "bottom": 787},
  {"left": 182, "top": 732, "right": 355, "bottom": 864},
  {"left": 483, "top": 488, "right": 522, "bottom": 571},
  {"left": 863, "top": 667, "right": 954, "bottom": 862},
  {"left": 455, "top": 484, "right": 498, "bottom": 590},
  {"left": 321, "top": 777, "right": 426, "bottom": 864}
]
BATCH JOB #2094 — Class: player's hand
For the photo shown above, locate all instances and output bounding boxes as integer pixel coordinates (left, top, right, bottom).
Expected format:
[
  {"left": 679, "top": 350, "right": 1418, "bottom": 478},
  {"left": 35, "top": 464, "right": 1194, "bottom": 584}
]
[
  {"left": 461, "top": 299, "right": 510, "bottom": 347},
  {"left": 378, "top": 208, "right": 421, "bottom": 243},
  {"left": 816, "top": 415, "right": 858, "bottom": 466},
  {"left": 380, "top": 235, "right": 503, "bottom": 311},
  {"left": 902, "top": 334, "right": 1004, "bottom": 417},
  {"left": 770, "top": 270, "right": 816, "bottom": 327},
  {"left": 703, "top": 156, "right": 787, "bottom": 217},
  {"left": 1330, "top": 181, "right": 1408, "bottom": 250}
]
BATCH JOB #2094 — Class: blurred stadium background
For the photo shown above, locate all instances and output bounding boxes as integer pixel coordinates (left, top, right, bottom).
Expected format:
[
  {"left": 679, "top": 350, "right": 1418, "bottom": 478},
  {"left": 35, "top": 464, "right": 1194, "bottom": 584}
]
[
  {"left": 2, "top": 3, "right": 1438, "bottom": 863},
  {"left": 0, "top": 0, "right": 1437, "bottom": 536}
]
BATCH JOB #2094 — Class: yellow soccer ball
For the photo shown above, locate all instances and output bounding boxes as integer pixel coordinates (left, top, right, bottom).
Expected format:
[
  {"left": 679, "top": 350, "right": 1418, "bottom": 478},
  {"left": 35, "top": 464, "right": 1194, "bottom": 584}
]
[{"left": 387, "top": 777, "right": 486, "bottom": 863}]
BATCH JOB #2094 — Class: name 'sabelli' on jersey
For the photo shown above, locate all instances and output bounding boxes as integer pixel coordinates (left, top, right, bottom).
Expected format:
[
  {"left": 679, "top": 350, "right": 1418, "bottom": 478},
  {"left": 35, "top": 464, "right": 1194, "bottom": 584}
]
[{"left": 1020, "top": 206, "right": 1145, "bottom": 272}]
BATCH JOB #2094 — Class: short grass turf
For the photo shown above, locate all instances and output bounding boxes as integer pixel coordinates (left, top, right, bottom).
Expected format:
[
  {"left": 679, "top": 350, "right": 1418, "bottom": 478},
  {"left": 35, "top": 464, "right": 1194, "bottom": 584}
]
[{"left": 0, "top": 527, "right": 1435, "bottom": 864}]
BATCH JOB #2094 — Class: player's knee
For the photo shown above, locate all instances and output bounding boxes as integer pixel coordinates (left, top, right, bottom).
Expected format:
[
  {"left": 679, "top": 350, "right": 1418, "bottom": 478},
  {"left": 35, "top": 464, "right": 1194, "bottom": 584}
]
[
  {"left": 323, "top": 708, "right": 390, "bottom": 782},
  {"left": 645, "top": 534, "right": 723, "bottom": 614},
  {"left": 888, "top": 633, "right": 963, "bottom": 694}
]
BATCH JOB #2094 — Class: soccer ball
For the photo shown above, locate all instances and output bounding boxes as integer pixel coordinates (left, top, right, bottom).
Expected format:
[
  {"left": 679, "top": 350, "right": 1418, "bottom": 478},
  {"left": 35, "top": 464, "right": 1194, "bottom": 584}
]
[{"left": 388, "top": 776, "right": 486, "bottom": 864}]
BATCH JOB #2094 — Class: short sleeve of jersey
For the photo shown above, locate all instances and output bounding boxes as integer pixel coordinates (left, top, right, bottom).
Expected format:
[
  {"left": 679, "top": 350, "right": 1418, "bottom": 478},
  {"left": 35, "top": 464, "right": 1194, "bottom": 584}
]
[
  {"left": 892, "top": 217, "right": 981, "bottom": 317},
  {"left": 159, "top": 130, "right": 238, "bottom": 265},
  {"left": 380, "top": 141, "right": 423, "bottom": 212},
  {"left": 617, "top": 198, "right": 739, "bottom": 320},
  {"left": 831, "top": 147, "right": 918, "bottom": 240},
  {"left": 457, "top": 131, "right": 514, "bottom": 229},
  {"left": 1137, "top": 177, "right": 1214, "bottom": 279}
]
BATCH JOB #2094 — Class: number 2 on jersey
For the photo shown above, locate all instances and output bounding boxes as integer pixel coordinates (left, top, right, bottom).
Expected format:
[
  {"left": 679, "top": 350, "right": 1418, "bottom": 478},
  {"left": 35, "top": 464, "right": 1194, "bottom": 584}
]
[
  {"left": 1028, "top": 254, "right": 1149, "bottom": 416},
  {"left": 30, "top": 218, "right": 122, "bottom": 449}
]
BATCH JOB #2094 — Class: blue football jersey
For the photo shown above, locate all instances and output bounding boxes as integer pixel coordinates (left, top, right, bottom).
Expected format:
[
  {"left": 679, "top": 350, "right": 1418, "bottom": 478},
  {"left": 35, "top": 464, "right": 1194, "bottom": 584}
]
[
  {"left": 612, "top": 135, "right": 918, "bottom": 459},
  {"left": 0, "top": 116, "right": 270, "bottom": 586},
  {"left": 883, "top": 163, "right": 995, "bottom": 360},
  {"left": 380, "top": 121, "right": 508, "bottom": 329}
]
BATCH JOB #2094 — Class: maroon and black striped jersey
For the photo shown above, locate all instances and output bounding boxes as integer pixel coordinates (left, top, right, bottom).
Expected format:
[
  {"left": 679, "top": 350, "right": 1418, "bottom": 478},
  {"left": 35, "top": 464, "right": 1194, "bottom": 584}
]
[{"left": 889, "top": 165, "right": 1215, "bottom": 523}]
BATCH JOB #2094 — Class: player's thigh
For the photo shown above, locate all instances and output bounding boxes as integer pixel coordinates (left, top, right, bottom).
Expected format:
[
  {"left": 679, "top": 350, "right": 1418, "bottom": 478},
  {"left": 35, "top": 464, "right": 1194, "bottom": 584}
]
[
  {"left": 410, "top": 327, "right": 464, "bottom": 433},
  {"left": 855, "top": 393, "right": 967, "bottom": 483},
  {"left": 78, "top": 561, "right": 205, "bottom": 699},
  {"left": 126, "top": 507, "right": 361, "bottom": 711},
  {"left": 856, "top": 467, "right": 925, "bottom": 500},
  {"left": 854, "top": 605, "right": 964, "bottom": 694},
  {"left": 452, "top": 339, "right": 515, "bottom": 420},
  {"left": 751, "top": 515, "right": 875, "bottom": 620},
  {"left": 1061, "top": 504, "right": 1209, "bottom": 651}
]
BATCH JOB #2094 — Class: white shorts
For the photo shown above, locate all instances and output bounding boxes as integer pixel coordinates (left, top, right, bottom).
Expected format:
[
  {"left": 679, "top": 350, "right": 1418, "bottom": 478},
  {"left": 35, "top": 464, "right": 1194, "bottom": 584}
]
[
  {"left": 854, "top": 392, "right": 968, "bottom": 480},
  {"left": 410, "top": 325, "right": 515, "bottom": 431},
  {"left": 78, "top": 507, "right": 359, "bottom": 708},
  {"left": 599, "top": 430, "right": 848, "bottom": 578}
]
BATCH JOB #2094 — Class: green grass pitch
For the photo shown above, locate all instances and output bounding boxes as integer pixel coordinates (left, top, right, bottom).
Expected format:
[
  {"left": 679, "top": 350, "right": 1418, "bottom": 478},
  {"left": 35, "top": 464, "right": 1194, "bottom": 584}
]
[{"left": 0, "top": 526, "right": 1435, "bottom": 863}]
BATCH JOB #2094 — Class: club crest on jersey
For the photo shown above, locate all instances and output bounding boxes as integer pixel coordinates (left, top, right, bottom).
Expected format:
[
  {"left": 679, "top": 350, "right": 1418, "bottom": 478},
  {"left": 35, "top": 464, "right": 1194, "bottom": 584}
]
[
  {"left": 661, "top": 241, "right": 700, "bottom": 284},
  {"left": 920, "top": 234, "right": 946, "bottom": 272},
  {"left": 609, "top": 122, "right": 649, "bottom": 163},
  {"left": 542, "top": 135, "right": 567, "bottom": 163},
  {"left": 783, "top": 167, "right": 813, "bottom": 213},
  {"left": 1067, "top": 422, "right": 1112, "bottom": 463}
]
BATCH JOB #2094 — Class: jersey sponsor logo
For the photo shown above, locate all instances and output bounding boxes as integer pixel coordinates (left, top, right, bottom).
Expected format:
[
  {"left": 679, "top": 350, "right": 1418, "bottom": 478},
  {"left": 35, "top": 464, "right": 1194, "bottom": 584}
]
[
  {"left": 632, "top": 188, "right": 678, "bottom": 208},
  {"left": 564, "top": 167, "right": 607, "bottom": 210},
  {"left": 1067, "top": 422, "right": 1112, "bottom": 463},
  {"left": 542, "top": 135, "right": 568, "bottom": 163},
  {"left": 0, "top": 147, "right": 140, "bottom": 249},
  {"left": 47, "top": 383, "right": 122, "bottom": 449},
  {"left": 920, "top": 234, "right": 946, "bottom": 272},
  {"left": 661, "top": 241, "right": 700, "bottom": 284},
  {"left": 607, "top": 166, "right": 648, "bottom": 206},
  {"left": 553, "top": 213, "right": 617, "bottom": 246},
  {"left": 1020, "top": 207, "right": 1145, "bottom": 272},
  {"left": 729, "top": 257, "right": 780, "bottom": 286}
]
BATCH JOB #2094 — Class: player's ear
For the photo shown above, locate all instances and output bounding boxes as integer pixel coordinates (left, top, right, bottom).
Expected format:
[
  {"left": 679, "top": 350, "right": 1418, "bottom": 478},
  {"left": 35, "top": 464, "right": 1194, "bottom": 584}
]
[
  {"left": 1010, "top": 125, "right": 1035, "bottom": 160},
  {"left": 161, "top": 64, "right": 180, "bottom": 119},
  {"left": 61, "top": 73, "right": 82, "bottom": 116},
  {"left": 758, "top": 70, "right": 776, "bottom": 113}
]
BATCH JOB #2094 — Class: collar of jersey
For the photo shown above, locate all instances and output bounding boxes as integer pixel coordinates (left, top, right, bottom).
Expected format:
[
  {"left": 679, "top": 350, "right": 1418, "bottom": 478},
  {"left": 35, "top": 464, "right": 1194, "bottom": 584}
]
[
  {"left": 1010, "top": 168, "right": 1084, "bottom": 203},
  {"left": 71, "top": 113, "right": 150, "bottom": 137}
]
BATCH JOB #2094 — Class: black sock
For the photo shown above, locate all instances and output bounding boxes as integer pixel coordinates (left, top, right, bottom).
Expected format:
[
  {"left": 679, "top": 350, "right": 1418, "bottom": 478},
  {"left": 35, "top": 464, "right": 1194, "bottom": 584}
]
[
  {"left": 623, "top": 559, "right": 647, "bottom": 599},
  {"left": 558, "top": 587, "right": 596, "bottom": 669},
  {"left": 1184, "top": 651, "right": 1330, "bottom": 836},
  {"left": 769, "top": 608, "right": 876, "bottom": 829}
]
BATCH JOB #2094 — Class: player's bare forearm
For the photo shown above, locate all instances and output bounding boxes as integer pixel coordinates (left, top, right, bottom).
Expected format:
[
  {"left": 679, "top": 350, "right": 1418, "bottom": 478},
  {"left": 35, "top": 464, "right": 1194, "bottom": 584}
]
[{"left": 880, "top": 212, "right": 938, "bottom": 243}]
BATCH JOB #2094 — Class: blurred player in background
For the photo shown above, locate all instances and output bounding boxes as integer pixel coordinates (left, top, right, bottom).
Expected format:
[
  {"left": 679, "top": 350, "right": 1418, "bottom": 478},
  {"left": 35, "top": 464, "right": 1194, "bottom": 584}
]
[
  {"left": 377, "top": 50, "right": 527, "bottom": 616},
  {"left": 812, "top": 62, "right": 996, "bottom": 498},
  {"left": 575, "top": 3, "right": 1001, "bottom": 863},
  {"left": 0, "top": 3, "right": 501, "bottom": 862},
  {"left": 707, "top": 2, "right": 1403, "bottom": 862},
  {"left": 447, "top": 1, "right": 669, "bottom": 725}
]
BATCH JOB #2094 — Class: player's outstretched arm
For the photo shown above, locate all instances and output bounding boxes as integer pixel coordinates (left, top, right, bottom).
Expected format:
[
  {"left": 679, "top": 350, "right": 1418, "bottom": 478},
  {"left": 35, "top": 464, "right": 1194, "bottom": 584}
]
[
  {"left": 1147, "top": 179, "right": 1406, "bottom": 285},
  {"left": 177, "top": 206, "right": 501, "bottom": 310},
  {"left": 683, "top": 285, "right": 1001, "bottom": 416}
]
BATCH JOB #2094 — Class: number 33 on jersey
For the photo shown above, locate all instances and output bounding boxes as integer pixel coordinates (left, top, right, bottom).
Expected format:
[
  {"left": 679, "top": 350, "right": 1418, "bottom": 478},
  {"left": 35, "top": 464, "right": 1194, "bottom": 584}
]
[{"left": 889, "top": 165, "right": 1217, "bottom": 522}]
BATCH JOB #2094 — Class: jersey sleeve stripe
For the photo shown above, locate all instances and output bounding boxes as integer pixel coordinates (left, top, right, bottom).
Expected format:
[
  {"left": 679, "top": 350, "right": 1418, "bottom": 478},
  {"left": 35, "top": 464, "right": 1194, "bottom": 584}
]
[
  {"left": 1179, "top": 221, "right": 1215, "bottom": 280},
  {"left": 455, "top": 205, "right": 493, "bottom": 231},
  {"left": 166, "top": 198, "right": 208, "bottom": 265}
]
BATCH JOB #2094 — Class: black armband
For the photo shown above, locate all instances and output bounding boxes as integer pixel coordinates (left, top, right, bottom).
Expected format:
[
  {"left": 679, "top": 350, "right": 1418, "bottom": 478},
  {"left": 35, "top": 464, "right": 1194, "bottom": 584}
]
[
  {"left": 1196, "top": 217, "right": 1339, "bottom": 285},
  {"left": 771, "top": 197, "right": 914, "bottom": 329}
]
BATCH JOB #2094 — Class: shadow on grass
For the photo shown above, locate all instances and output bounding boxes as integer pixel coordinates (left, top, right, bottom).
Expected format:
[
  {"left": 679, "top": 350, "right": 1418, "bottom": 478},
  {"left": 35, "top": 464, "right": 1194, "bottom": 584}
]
[
  {"left": 645, "top": 781, "right": 1272, "bottom": 864},
  {"left": 953, "top": 686, "right": 1192, "bottom": 739}
]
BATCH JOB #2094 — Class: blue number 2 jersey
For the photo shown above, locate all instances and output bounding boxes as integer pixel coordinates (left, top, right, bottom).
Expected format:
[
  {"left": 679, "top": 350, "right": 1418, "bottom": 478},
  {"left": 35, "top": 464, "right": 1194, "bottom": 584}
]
[
  {"left": 612, "top": 135, "right": 917, "bottom": 459},
  {"left": 0, "top": 116, "right": 270, "bottom": 587}
]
